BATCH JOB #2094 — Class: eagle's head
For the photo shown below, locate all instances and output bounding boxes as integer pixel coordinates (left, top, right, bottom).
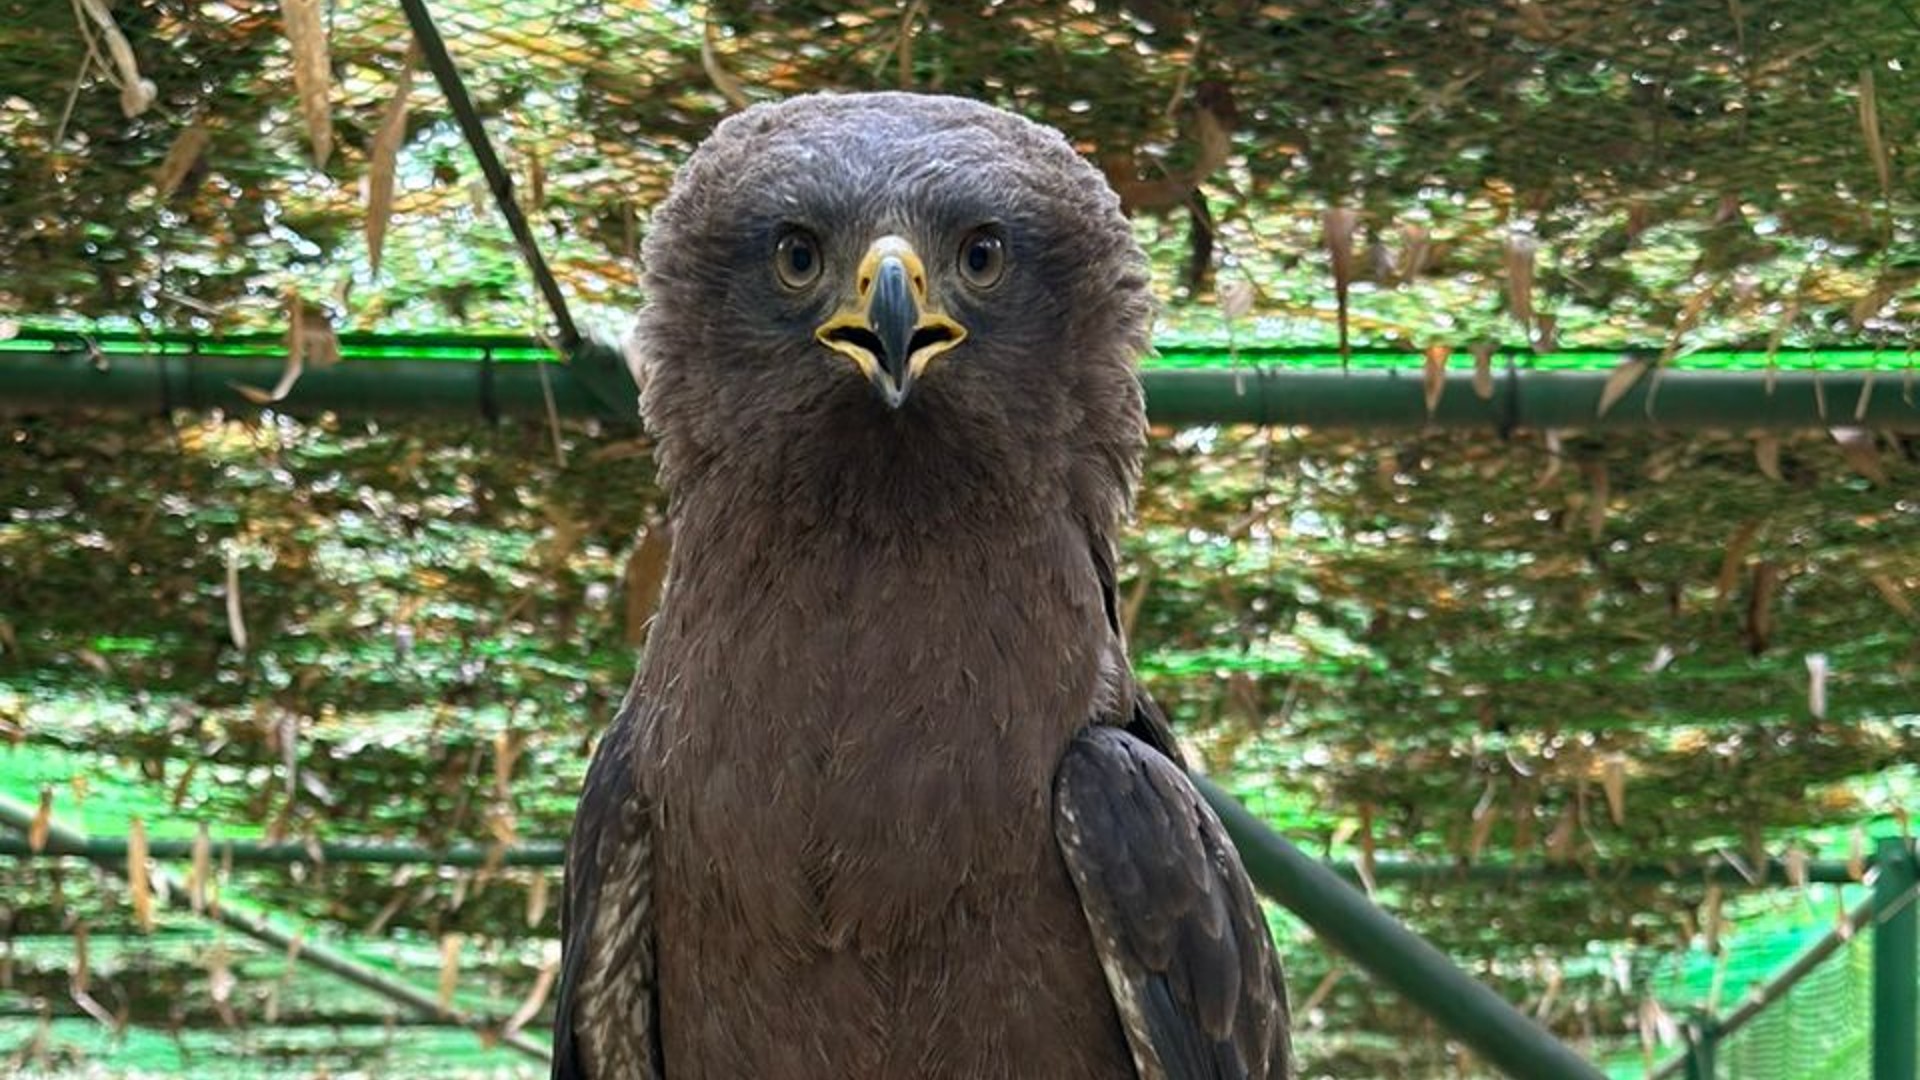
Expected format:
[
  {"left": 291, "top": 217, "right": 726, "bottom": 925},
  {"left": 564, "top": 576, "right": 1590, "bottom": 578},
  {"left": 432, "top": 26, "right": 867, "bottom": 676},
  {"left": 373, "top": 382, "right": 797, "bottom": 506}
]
[{"left": 632, "top": 92, "right": 1150, "bottom": 535}]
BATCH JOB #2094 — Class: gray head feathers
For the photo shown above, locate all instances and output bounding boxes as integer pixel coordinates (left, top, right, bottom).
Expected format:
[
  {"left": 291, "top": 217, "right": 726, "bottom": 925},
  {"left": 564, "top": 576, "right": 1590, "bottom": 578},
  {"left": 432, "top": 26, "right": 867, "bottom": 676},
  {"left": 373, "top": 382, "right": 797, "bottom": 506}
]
[{"left": 630, "top": 92, "right": 1152, "bottom": 538}]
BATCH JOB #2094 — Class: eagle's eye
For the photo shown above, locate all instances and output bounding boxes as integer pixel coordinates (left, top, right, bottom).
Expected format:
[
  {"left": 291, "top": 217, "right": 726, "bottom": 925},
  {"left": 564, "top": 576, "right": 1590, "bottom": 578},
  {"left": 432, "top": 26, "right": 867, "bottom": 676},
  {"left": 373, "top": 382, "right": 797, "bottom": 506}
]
[
  {"left": 957, "top": 228, "right": 1007, "bottom": 289},
  {"left": 774, "top": 230, "right": 823, "bottom": 289}
]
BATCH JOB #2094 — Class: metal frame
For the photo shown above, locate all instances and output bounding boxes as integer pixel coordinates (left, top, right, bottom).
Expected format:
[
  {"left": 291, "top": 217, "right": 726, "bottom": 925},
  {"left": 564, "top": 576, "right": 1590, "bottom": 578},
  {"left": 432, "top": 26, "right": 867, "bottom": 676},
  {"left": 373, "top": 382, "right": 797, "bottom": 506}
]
[
  {"left": 6, "top": 4, "right": 1913, "bottom": 1076},
  {"left": 5, "top": 336, "right": 1920, "bottom": 430}
]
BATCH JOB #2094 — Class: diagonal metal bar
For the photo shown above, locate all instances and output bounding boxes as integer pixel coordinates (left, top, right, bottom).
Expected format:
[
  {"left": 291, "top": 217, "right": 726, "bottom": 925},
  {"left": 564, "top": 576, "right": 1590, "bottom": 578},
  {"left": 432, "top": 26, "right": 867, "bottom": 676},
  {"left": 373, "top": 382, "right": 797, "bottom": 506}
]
[
  {"left": 1198, "top": 776, "right": 1608, "bottom": 1080},
  {"left": 0, "top": 794, "right": 552, "bottom": 1065},
  {"left": 397, "top": 0, "right": 580, "bottom": 350}
]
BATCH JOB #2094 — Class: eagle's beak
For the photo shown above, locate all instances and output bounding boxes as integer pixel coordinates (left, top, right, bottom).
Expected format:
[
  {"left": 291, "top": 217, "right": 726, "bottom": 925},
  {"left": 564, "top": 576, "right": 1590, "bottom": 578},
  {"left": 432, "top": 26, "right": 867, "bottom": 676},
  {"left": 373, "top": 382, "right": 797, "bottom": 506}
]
[{"left": 816, "top": 236, "right": 967, "bottom": 408}]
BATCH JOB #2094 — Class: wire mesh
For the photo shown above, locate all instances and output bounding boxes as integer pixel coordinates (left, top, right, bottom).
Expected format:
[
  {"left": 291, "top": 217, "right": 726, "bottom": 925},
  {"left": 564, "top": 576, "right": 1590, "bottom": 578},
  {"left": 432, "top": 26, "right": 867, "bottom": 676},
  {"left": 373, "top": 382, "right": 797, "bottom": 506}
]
[
  {"left": 1715, "top": 929, "right": 1872, "bottom": 1080},
  {"left": 4, "top": 5, "right": 1920, "bottom": 1077}
]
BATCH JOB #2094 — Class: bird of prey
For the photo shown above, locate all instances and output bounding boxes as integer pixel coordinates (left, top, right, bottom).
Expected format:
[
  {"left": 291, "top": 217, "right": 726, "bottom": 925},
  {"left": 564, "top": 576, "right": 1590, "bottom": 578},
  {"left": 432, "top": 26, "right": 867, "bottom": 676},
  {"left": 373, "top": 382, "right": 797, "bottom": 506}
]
[{"left": 553, "top": 91, "right": 1289, "bottom": 1079}]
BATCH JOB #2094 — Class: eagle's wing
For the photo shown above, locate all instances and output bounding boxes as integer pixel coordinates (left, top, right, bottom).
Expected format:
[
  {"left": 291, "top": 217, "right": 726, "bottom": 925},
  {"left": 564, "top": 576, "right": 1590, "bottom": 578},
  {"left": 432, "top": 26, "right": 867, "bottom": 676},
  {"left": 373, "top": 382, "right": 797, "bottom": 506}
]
[
  {"left": 552, "top": 690, "right": 662, "bottom": 1080},
  {"left": 1054, "top": 716, "right": 1292, "bottom": 1079}
]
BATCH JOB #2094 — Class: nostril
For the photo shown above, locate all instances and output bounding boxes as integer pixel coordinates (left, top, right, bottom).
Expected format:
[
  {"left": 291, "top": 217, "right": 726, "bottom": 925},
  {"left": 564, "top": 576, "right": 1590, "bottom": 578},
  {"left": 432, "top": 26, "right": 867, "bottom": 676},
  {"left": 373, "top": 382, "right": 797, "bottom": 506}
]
[
  {"left": 908, "top": 324, "right": 957, "bottom": 354},
  {"left": 825, "top": 325, "right": 887, "bottom": 357}
]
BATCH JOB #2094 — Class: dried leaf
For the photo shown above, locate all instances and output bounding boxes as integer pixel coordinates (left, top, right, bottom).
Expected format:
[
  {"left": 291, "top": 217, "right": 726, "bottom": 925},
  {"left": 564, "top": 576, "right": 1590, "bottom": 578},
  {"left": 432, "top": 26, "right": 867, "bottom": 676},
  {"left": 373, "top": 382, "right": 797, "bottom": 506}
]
[
  {"left": 205, "top": 942, "right": 238, "bottom": 1025},
  {"left": 77, "top": 0, "right": 155, "bottom": 117},
  {"left": 224, "top": 546, "right": 247, "bottom": 651},
  {"left": 1504, "top": 232, "right": 1536, "bottom": 338},
  {"left": 1601, "top": 757, "right": 1627, "bottom": 826},
  {"left": 1860, "top": 67, "right": 1892, "bottom": 199},
  {"left": 1830, "top": 427, "right": 1886, "bottom": 484},
  {"left": 1596, "top": 357, "right": 1650, "bottom": 418},
  {"left": 1469, "top": 341, "right": 1496, "bottom": 400},
  {"left": 366, "top": 45, "right": 418, "bottom": 278},
  {"left": 526, "top": 150, "right": 546, "bottom": 212},
  {"left": 1396, "top": 223, "right": 1431, "bottom": 282},
  {"left": 189, "top": 823, "right": 212, "bottom": 915},
  {"left": 1660, "top": 282, "right": 1717, "bottom": 364},
  {"left": 1531, "top": 429, "right": 1565, "bottom": 491},
  {"left": 493, "top": 729, "right": 526, "bottom": 799},
  {"left": 1356, "top": 801, "right": 1376, "bottom": 895},
  {"left": 1847, "top": 827, "right": 1866, "bottom": 880},
  {"left": 1703, "top": 884, "right": 1724, "bottom": 954},
  {"left": 1713, "top": 521, "right": 1762, "bottom": 605},
  {"left": 70, "top": 921, "right": 111, "bottom": 1025},
  {"left": 1532, "top": 312, "right": 1558, "bottom": 353},
  {"left": 623, "top": 520, "right": 673, "bottom": 649},
  {"left": 1217, "top": 278, "right": 1256, "bottom": 322},
  {"left": 506, "top": 942, "right": 562, "bottom": 1034},
  {"left": 1324, "top": 207, "right": 1358, "bottom": 364},
  {"left": 29, "top": 787, "right": 52, "bottom": 852},
  {"left": 1422, "top": 343, "right": 1449, "bottom": 416},
  {"left": 1784, "top": 846, "right": 1808, "bottom": 890},
  {"left": 1582, "top": 460, "right": 1609, "bottom": 543},
  {"left": 1805, "top": 652, "right": 1829, "bottom": 720},
  {"left": 701, "top": 14, "right": 750, "bottom": 110},
  {"left": 154, "top": 123, "right": 212, "bottom": 201},
  {"left": 1467, "top": 780, "right": 1498, "bottom": 861},
  {"left": 1745, "top": 561, "right": 1778, "bottom": 655},
  {"left": 234, "top": 297, "right": 340, "bottom": 405},
  {"left": 438, "top": 932, "right": 464, "bottom": 1009},
  {"left": 128, "top": 818, "right": 153, "bottom": 932},
  {"left": 526, "top": 873, "right": 550, "bottom": 929},
  {"left": 1753, "top": 434, "right": 1782, "bottom": 481},
  {"left": 281, "top": 0, "right": 334, "bottom": 167},
  {"left": 1869, "top": 574, "right": 1914, "bottom": 617},
  {"left": 278, "top": 713, "right": 299, "bottom": 797},
  {"left": 1545, "top": 800, "right": 1578, "bottom": 861},
  {"left": 1641, "top": 642, "right": 1676, "bottom": 674}
]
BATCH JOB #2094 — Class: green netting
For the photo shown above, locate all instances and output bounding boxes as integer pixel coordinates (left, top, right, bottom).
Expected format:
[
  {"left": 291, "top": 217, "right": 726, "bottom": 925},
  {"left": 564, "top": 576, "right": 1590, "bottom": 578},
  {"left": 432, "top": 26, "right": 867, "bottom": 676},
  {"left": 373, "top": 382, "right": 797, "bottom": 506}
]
[
  {"left": 1, "top": 1, "right": 1915, "bottom": 348},
  {"left": 1716, "top": 929, "right": 1873, "bottom": 1080}
]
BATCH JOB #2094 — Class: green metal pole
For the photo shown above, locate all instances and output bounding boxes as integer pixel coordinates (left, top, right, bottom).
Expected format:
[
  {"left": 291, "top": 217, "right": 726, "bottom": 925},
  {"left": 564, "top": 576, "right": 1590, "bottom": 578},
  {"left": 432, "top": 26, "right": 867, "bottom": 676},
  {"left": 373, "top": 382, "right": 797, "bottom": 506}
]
[
  {"left": 6, "top": 344, "right": 1920, "bottom": 430},
  {"left": 0, "top": 833, "right": 567, "bottom": 867},
  {"left": 1876, "top": 836, "right": 1919, "bottom": 1080},
  {"left": 1140, "top": 366, "right": 1920, "bottom": 429},
  {"left": 1682, "top": 1016, "right": 1717, "bottom": 1080},
  {"left": 0, "top": 342, "right": 637, "bottom": 423},
  {"left": 1197, "top": 777, "right": 1605, "bottom": 1080},
  {"left": 0, "top": 832, "right": 1869, "bottom": 886}
]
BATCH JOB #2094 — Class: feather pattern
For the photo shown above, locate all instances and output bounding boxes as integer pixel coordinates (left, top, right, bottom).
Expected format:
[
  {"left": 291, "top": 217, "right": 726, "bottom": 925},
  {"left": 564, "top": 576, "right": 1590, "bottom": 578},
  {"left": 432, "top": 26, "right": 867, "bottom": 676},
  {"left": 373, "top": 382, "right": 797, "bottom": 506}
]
[{"left": 552, "top": 92, "right": 1288, "bottom": 1079}]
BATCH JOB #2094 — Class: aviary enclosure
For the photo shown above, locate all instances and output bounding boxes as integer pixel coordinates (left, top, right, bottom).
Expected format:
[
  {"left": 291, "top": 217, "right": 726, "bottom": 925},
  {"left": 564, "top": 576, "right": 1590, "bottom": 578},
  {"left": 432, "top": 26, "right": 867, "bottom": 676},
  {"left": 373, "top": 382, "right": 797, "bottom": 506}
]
[{"left": 1, "top": 1, "right": 1917, "bottom": 1077}]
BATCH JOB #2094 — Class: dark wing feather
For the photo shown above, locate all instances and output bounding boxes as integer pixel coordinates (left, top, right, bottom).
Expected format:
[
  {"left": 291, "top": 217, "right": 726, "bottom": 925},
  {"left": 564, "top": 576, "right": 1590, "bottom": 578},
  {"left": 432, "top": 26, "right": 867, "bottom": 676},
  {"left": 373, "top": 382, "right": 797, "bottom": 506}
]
[
  {"left": 1087, "top": 533, "right": 1187, "bottom": 768},
  {"left": 552, "top": 690, "right": 662, "bottom": 1080},
  {"left": 1054, "top": 723, "right": 1291, "bottom": 1080}
]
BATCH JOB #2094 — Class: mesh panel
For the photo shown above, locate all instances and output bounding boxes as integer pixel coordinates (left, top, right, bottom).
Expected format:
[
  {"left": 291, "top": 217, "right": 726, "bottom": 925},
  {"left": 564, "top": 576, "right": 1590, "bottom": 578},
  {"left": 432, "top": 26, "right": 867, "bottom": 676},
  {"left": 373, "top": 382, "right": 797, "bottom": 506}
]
[{"left": 1717, "top": 931, "right": 1872, "bottom": 1080}]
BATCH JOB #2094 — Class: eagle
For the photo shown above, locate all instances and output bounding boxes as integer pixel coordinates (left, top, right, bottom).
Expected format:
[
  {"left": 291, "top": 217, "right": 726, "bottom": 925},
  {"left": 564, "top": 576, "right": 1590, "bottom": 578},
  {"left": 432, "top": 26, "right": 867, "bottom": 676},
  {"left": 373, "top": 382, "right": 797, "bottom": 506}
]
[{"left": 552, "top": 92, "right": 1290, "bottom": 1079}]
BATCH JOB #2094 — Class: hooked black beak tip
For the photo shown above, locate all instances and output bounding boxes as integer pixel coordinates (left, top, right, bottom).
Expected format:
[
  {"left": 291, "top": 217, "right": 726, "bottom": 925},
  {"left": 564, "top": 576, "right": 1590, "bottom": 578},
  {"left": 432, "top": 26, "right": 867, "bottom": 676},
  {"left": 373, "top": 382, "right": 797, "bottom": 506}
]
[{"left": 869, "top": 256, "right": 917, "bottom": 392}]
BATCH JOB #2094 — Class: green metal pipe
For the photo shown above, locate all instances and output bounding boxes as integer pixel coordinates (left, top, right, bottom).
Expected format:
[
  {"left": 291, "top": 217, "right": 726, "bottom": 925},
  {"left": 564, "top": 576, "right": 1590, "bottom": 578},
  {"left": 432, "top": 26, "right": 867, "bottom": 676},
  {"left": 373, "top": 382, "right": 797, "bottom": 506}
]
[
  {"left": 1197, "top": 777, "right": 1606, "bottom": 1080},
  {"left": 0, "top": 834, "right": 566, "bottom": 868},
  {"left": 0, "top": 832, "right": 1866, "bottom": 886},
  {"left": 4, "top": 342, "right": 1918, "bottom": 430},
  {"left": 0, "top": 343, "right": 633, "bottom": 423},
  {"left": 1875, "top": 837, "right": 1919, "bottom": 1080},
  {"left": 1142, "top": 365, "right": 1920, "bottom": 428},
  {"left": 1681, "top": 1017, "right": 1717, "bottom": 1080}
]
